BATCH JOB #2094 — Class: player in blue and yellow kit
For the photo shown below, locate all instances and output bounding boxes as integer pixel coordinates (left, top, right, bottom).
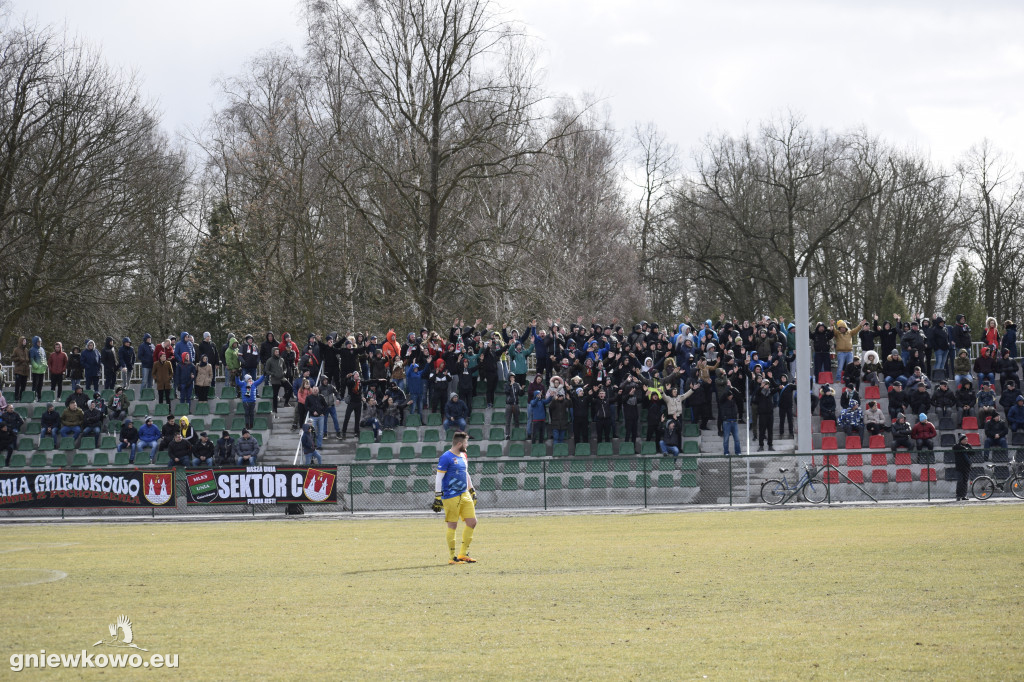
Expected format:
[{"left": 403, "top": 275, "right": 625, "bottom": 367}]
[{"left": 430, "top": 431, "right": 478, "bottom": 564}]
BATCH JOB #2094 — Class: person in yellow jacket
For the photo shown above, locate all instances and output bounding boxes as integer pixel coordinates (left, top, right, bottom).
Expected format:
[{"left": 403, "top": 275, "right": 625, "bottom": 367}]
[{"left": 832, "top": 319, "right": 855, "bottom": 380}]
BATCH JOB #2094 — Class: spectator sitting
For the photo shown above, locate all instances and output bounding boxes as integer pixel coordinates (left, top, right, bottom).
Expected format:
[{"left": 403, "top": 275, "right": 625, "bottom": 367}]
[
  {"left": 59, "top": 402, "right": 84, "bottom": 445},
  {"left": 215, "top": 430, "right": 235, "bottom": 466},
  {"left": 977, "top": 381, "right": 998, "bottom": 424},
  {"left": 907, "top": 382, "right": 932, "bottom": 417},
  {"left": 360, "top": 394, "right": 384, "bottom": 442},
  {"left": 138, "top": 417, "right": 161, "bottom": 464},
  {"left": 904, "top": 366, "right": 932, "bottom": 392},
  {"left": 953, "top": 348, "right": 973, "bottom": 386},
  {"left": 839, "top": 384, "right": 861, "bottom": 410},
  {"left": 837, "top": 399, "right": 864, "bottom": 441},
  {"left": 911, "top": 413, "right": 936, "bottom": 455},
  {"left": 0, "top": 422, "right": 14, "bottom": 466},
  {"left": 998, "top": 380, "right": 1022, "bottom": 416},
  {"left": 882, "top": 351, "right": 907, "bottom": 388},
  {"left": 891, "top": 413, "right": 913, "bottom": 453},
  {"left": 954, "top": 380, "right": 976, "bottom": 419},
  {"left": 1008, "top": 396, "right": 1024, "bottom": 432},
  {"left": 81, "top": 400, "right": 104, "bottom": 448},
  {"left": 818, "top": 385, "right": 837, "bottom": 422},
  {"left": 192, "top": 431, "right": 216, "bottom": 468},
  {"left": 841, "top": 355, "right": 862, "bottom": 390},
  {"left": 108, "top": 386, "right": 130, "bottom": 422},
  {"left": 116, "top": 418, "right": 140, "bottom": 463},
  {"left": 158, "top": 414, "right": 178, "bottom": 453},
  {"left": 983, "top": 412, "right": 1008, "bottom": 461},
  {"left": 2, "top": 404, "right": 24, "bottom": 435},
  {"left": 234, "top": 429, "right": 260, "bottom": 466},
  {"left": 931, "top": 381, "right": 957, "bottom": 418},
  {"left": 659, "top": 417, "right": 681, "bottom": 457},
  {"left": 864, "top": 401, "right": 887, "bottom": 435},
  {"left": 442, "top": 393, "right": 469, "bottom": 433},
  {"left": 40, "top": 402, "right": 61, "bottom": 449},
  {"left": 167, "top": 432, "right": 191, "bottom": 468},
  {"left": 973, "top": 347, "right": 996, "bottom": 385},
  {"left": 862, "top": 351, "right": 883, "bottom": 387}
]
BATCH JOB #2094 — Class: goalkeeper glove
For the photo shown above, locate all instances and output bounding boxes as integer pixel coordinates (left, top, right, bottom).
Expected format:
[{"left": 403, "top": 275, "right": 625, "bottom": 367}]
[
  {"left": 430, "top": 494, "right": 443, "bottom": 512},
  {"left": 469, "top": 488, "right": 477, "bottom": 502}
]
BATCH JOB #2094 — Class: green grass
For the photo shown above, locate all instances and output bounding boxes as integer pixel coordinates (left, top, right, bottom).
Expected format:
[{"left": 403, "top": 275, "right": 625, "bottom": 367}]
[{"left": 0, "top": 505, "right": 1021, "bottom": 679}]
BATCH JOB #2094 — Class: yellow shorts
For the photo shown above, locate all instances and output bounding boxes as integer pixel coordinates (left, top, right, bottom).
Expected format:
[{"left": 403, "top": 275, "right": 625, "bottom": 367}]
[{"left": 442, "top": 492, "right": 476, "bottom": 523}]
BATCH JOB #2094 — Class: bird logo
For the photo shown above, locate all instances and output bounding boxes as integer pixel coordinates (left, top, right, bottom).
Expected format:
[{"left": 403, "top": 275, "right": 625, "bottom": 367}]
[{"left": 93, "top": 615, "right": 148, "bottom": 651}]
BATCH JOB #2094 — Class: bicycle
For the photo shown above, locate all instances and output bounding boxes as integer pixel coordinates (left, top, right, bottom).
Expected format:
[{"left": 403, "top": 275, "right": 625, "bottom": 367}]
[
  {"left": 971, "top": 459, "right": 1024, "bottom": 501},
  {"left": 760, "top": 462, "right": 828, "bottom": 505}
]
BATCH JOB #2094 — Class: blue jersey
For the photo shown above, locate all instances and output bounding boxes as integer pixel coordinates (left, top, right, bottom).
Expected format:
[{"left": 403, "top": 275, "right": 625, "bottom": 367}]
[{"left": 437, "top": 449, "right": 469, "bottom": 499}]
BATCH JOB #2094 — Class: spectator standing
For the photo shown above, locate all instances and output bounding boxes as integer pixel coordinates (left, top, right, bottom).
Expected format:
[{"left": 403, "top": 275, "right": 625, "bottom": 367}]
[
  {"left": 319, "top": 375, "right": 342, "bottom": 438},
  {"left": 504, "top": 375, "right": 524, "bottom": 439},
  {"left": 528, "top": 391, "right": 552, "bottom": 444},
  {"left": 953, "top": 433, "right": 973, "bottom": 501},
  {"left": 265, "top": 348, "right": 286, "bottom": 413},
  {"left": 67, "top": 345, "right": 83, "bottom": 393},
  {"left": 237, "top": 373, "right": 267, "bottom": 431},
  {"left": 305, "top": 386, "right": 327, "bottom": 448},
  {"left": 29, "top": 335, "right": 47, "bottom": 400},
  {"left": 195, "top": 355, "right": 214, "bottom": 401},
  {"left": 153, "top": 354, "right": 174, "bottom": 405},
  {"left": 196, "top": 333, "right": 220, "bottom": 390},
  {"left": 118, "top": 337, "right": 136, "bottom": 387},
  {"left": 101, "top": 337, "right": 118, "bottom": 390},
  {"left": 11, "top": 336, "right": 29, "bottom": 401},
  {"left": 139, "top": 334, "right": 156, "bottom": 390},
  {"left": 341, "top": 372, "right": 363, "bottom": 438},
  {"left": 47, "top": 342, "right": 68, "bottom": 399},
  {"left": 174, "top": 353, "right": 198, "bottom": 407},
  {"left": 239, "top": 334, "right": 261, "bottom": 379}
]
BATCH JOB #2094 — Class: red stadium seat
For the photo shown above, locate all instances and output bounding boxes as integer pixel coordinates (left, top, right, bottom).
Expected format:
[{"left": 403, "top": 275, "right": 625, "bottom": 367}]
[
  {"left": 846, "top": 454, "right": 863, "bottom": 467},
  {"left": 868, "top": 435, "right": 886, "bottom": 449},
  {"left": 871, "top": 469, "right": 889, "bottom": 483},
  {"left": 895, "top": 468, "right": 913, "bottom": 482},
  {"left": 864, "top": 385, "right": 880, "bottom": 400},
  {"left": 870, "top": 452, "right": 888, "bottom": 466},
  {"left": 823, "top": 454, "right": 839, "bottom": 466},
  {"left": 818, "top": 372, "right": 833, "bottom": 385},
  {"left": 920, "top": 468, "right": 937, "bottom": 482},
  {"left": 823, "top": 470, "right": 839, "bottom": 484},
  {"left": 961, "top": 416, "right": 978, "bottom": 431},
  {"left": 820, "top": 420, "right": 836, "bottom": 434},
  {"left": 894, "top": 452, "right": 912, "bottom": 466},
  {"left": 847, "top": 470, "right": 864, "bottom": 484},
  {"left": 844, "top": 435, "right": 862, "bottom": 449},
  {"left": 966, "top": 433, "right": 981, "bottom": 447},
  {"left": 821, "top": 437, "right": 838, "bottom": 450}
]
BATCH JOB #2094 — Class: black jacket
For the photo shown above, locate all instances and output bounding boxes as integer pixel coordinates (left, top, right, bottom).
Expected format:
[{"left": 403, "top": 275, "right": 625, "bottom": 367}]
[
  {"left": 168, "top": 439, "right": 192, "bottom": 465},
  {"left": 953, "top": 442, "right": 972, "bottom": 471},
  {"left": 193, "top": 439, "right": 216, "bottom": 463}
]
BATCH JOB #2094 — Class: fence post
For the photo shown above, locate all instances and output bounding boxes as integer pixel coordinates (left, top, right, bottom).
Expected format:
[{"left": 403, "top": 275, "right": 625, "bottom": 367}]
[
  {"left": 927, "top": 457, "right": 931, "bottom": 502},
  {"left": 728, "top": 455, "right": 733, "bottom": 506},
  {"left": 643, "top": 457, "right": 648, "bottom": 508},
  {"left": 542, "top": 460, "right": 547, "bottom": 511}
]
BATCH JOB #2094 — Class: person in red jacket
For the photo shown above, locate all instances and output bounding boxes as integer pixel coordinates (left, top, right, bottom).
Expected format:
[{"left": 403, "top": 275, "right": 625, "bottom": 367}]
[
  {"left": 910, "top": 413, "right": 936, "bottom": 458},
  {"left": 48, "top": 341, "right": 69, "bottom": 399}
]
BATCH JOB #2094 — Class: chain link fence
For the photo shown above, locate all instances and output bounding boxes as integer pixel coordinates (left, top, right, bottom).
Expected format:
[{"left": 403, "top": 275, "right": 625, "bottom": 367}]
[{"left": 2, "top": 448, "right": 1020, "bottom": 518}]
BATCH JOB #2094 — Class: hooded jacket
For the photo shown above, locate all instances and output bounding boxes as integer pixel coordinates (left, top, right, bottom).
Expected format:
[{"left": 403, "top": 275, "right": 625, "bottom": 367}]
[
  {"left": 29, "top": 336, "right": 47, "bottom": 374},
  {"left": 118, "top": 338, "right": 136, "bottom": 369},
  {"left": 101, "top": 337, "right": 118, "bottom": 374},
  {"left": 139, "top": 334, "right": 155, "bottom": 369},
  {"left": 174, "top": 332, "right": 195, "bottom": 363},
  {"left": 47, "top": 344, "right": 68, "bottom": 375},
  {"left": 11, "top": 339, "right": 30, "bottom": 375}
]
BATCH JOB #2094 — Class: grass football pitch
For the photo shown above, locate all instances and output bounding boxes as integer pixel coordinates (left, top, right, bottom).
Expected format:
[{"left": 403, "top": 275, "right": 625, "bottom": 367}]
[{"left": 1, "top": 505, "right": 1021, "bottom": 680}]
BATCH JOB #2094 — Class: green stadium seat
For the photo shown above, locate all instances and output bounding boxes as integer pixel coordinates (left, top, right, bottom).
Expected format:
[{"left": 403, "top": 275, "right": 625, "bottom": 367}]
[
  {"left": 154, "top": 403, "right": 170, "bottom": 416},
  {"left": 469, "top": 412, "right": 484, "bottom": 425},
  {"left": 521, "top": 461, "right": 539, "bottom": 474},
  {"left": 209, "top": 418, "right": 226, "bottom": 432},
  {"left": 639, "top": 440, "right": 659, "bottom": 455},
  {"left": 426, "top": 414, "right": 442, "bottom": 426},
  {"left": 423, "top": 429, "right": 440, "bottom": 442},
  {"left": 636, "top": 474, "right": 653, "bottom": 488},
  {"left": 348, "top": 481, "right": 364, "bottom": 495},
  {"left": 530, "top": 444, "right": 546, "bottom": 458},
  {"left": 575, "top": 443, "right": 591, "bottom": 456},
  {"left": 229, "top": 417, "right": 245, "bottom": 431},
  {"left": 552, "top": 443, "right": 569, "bottom": 458},
  {"left": 524, "top": 476, "right": 541, "bottom": 491},
  {"left": 350, "top": 465, "right": 368, "bottom": 478},
  {"left": 220, "top": 387, "right": 236, "bottom": 400},
  {"left": 368, "top": 480, "right": 386, "bottom": 494},
  {"left": 132, "top": 404, "right": 149, "bottom": 418},
  {"left": 359, "top": 431, "right": 374, "bottom": 444},
  {"left": 154, "top": 453, "right": 169, "bottom": 465},
  {"left": 592, "top": 459, "right": 610, "bottom": 473},
  {"left": 680, "top": 457, "right": 698, "bottom": 471},
  {"left": 399, "top": 446, "right": 416, "bottom": 460},
  {"left": 548, "top": 460, "right": 565, "bottom": 474},
  {"left": 508, "top": 444, "right": 524, "bottom": 458},
  {"left": 680, "top": 473, "right": 698, "bottom": 487},
  {"left": 251, "top": 433, "right": 263, "bottom": 446},
  {"left": 472, "top": 396, "right": 486, "bottom": 409},
  {"left": 113, "top": 452, "right": 131, "bottom": 466},
  {"left": 614, "top": 459, "right": 633, "bottom": 472},
  {"left": 7, "top": 453, "right": 27, "bottom": 468},
  {"left": 491, "top": 410, "right": 505, "bottom": 424},
  {"left": 489, "top": 428, "right": 504, "bottom": 441},
  {"left": 413, "top": 479, "right": 430, "bottom": 493},
  {"left": 214, "top": 402, "right": 231, "bottom": 415},
  {"left": 59, "top": 437, "right": 76, "bottom": 451},
  {"left": 256, "top": 401, "right": 272, "bottom": 415},
  {"left": 501, "top": 477, "right": 518, "bottom": 491},
  {"left": 477, "top": 477, "right": 496, "bottom": 491},
  {"left": 402, "top": 430, "right": 418, "bottom": 443},
  {"left": 71, "top": 453, "right": 89, "bottom": 467},
  {"left": 51, "top": 453, "right": 69, "bottom": 467},
  {"left": 546, "top": 476, "right": 562, "bottom": 490},
  {"left": 371, "top": 464, "right": 390, "bottom": 477},
  {"left": 24, "top": 422, "right": 40, "bottom": 435},
  {"left": 683, "top": 424, "right": 699, "bottom": 438},
  {"left": 141, "top": 389, "right": 156, "bottom": 401},
  {"left": 466, "top": 444, "right": 481, "bottom": 458},
  {"left": 482, "top": 462, "right": 499, "bottom": 475},
  {"left": 511, "top": 428, "right": 527, "bottom": 440},
  {"left": 18, "top": 437, "right": 35, "bottom": 451},
  {"left": 568, "top": 475, "right": 585, "bottom": 489},
  {"left": 192, "top": 403, "right": 210, "bottom": 416},
  {"left": 613, "top": 474, "right": 630, "bottom": 489},
  {"left": 570, "top": 460, "right": 587, "bottom": 473},
  {"left": 468, "top": 428, "right": 484, "bottom": 442},
  {"left": 380, "top": 430, "right": 397, "bottom": 444},
  {"left": 253, "top": 417, "right": 268, "bottom": 431},
  {"left": 39, "top": 390, "right": 54, "bottom": 403},
  {"left": 99, "top": 435, "right": 116, "bottom": 450},
  {"left": 390, "top": 480, "right": 407, "bottom": 494},
  {"left": 415, "top": 464, "right": 434, "bottom": 477},
  {"left": 92, "top": 453, "right": 110, "bottom": 466},
  {"left": 486, "top": 444, "right": 503, "bottom": 458},
  {"left": 405, "top": 414, "right": 422, "bottom": 427},
  {"left": 101, "top": 389, "right": 114, "bottom": 401},
  {"left": 596, "top": 443, "right": 614, "bottom": 456},
  {"left": 682, "top": 441, "right": 700, "bottom": 454},
  {"left": 31, "top": 405, "right": 45, "bottom": 419},
  {"left": 619, "top": 441, "right": 636, "bottom": 455},
  {"left": 394, "top": 463, "right": 410, "bottom": 477},
  {"left": 657, "top": 474, "right": 675, "bottom": 487},
  {"left": 377, "top": 447, "right": 394, "bottom": 460},
  {"left": 657, "top": 458, "right": 677, "bottom": 471},
  {"left": 14, "top": 406, "right": 28, "bottom": 418},
  {"left": 421, "top": 446, "right": 438, "bottom": 461}
]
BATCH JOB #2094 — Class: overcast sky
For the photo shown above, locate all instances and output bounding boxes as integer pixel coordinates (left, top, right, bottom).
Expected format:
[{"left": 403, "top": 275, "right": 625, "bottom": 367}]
[{"left": 18, "top": 0, "right": 1024, "bottom": 168}]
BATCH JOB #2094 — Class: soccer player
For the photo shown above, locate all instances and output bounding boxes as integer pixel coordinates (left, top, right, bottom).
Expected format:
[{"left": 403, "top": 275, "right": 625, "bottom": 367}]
[{"left": 431, "top": 431, "right": 478, "bottom": 564}]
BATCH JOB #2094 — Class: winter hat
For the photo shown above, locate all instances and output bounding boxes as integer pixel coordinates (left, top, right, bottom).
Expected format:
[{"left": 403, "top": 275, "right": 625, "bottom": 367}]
[
  {"left": 124, "top": 418, "right": 133, "bottom": 423},
  {"left": 957, "top": 433, "right": 967, "bottom": 442},
  {"left": 181, "top": 353, "right": 188, "bottom": 362},
  {"left": 143, "top": 333, "right": 151, "bottom": 341},
  {"left": 244, "top": 375, "right": 252, "bottom": 382},
  {"left": 241, "top": 428, "right": 250, "bottom": 435},
  {"left": 221, "top": 430, "right": 230, "bottom": 438},
  {"left": 918, "top": 413, "right": 927, "bottom": 422},
  {"left": 122, "top": 337, "right": 131, "bottom": 344},
  {"left": 534, "top": 391, "right": 541, "bottom": 398},
  {"left": 204, "top": 332, "right": 212, "bottom": 340},
  {"left": 200, "top": 431, "right": 208, "bottom": 438}
]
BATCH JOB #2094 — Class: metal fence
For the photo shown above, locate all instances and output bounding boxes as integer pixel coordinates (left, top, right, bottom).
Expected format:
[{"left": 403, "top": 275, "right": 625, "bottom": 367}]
[{"left": 1, "top": 449, "right": 1018, "bottom": 518}]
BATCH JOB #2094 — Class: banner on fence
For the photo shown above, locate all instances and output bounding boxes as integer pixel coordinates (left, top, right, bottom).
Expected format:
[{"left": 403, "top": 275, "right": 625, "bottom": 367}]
[
  {"left": 0, "top": 469, "right": 174, "bottom": 509},
  {"left": 185, "top": 466, "right": 336, "bottom": 505}
]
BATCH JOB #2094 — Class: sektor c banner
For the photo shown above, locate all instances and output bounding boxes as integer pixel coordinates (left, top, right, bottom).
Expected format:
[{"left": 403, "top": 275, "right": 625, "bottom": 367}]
[{"left": 184, "top": 466, "right": 336, "bottom": 505}]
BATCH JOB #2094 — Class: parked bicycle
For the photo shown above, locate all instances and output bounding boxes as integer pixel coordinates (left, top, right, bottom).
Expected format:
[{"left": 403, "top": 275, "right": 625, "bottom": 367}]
[
  {"left": 971, "top": 460, "right": 1024, "bottom": 501},
  {"left": 760, "top": 462, "right": 828, "bottom": 505}
]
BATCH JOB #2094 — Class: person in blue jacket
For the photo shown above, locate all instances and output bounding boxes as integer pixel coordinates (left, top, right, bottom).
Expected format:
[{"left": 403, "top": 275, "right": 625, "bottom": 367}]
[
  {"left": 174, "top": 353, "right": 198, "bottom": 406},
  {"left": 81, "top": 339, "right": 102, "bottom": 392},
  {"left": 528, "top": 390, "right": 552, "bottom": 444},
  {"left": 138, "top": 416, "right": 162, "bottom": 463},
  {"left": 174, "top": 332, "right": 195, "bottom": 364},
  {"left": 406, "top": 362, "right": 425, "bottom": 420},
  {"left": 236, "top": 373, "right": 267, "bottom": 430}
]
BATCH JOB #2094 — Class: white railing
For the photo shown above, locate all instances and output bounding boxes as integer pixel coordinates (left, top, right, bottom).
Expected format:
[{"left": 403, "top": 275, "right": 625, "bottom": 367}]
[{"left": 293, "top": 362, "right": 326, "bottom": 465}]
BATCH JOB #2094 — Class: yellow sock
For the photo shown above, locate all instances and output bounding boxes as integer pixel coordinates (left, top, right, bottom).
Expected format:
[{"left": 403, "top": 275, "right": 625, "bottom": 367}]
[
  {"left": 459, "top": 525, "right": 474, "bottom": 557},
  {"left": 446, "top": 527, "right": 457, "bottom": 558}
]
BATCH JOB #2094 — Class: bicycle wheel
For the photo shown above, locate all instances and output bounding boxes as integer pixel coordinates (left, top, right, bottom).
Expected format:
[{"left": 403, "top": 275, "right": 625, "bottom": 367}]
[
  {"left": 971, "top": 476, "right": 995, "bottom": 501},
  {"left": 760, "top": 479, "right": 786, "bottom": 505},
  {"left": 802, "top": 478, "right": 828, "bottom": 504},
  {"left": 1010, "top": 477, "right": 1024, "bottom": 500}
]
